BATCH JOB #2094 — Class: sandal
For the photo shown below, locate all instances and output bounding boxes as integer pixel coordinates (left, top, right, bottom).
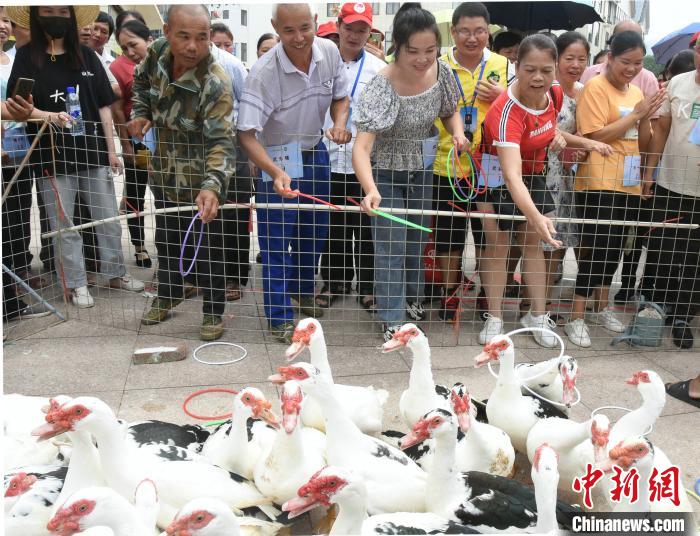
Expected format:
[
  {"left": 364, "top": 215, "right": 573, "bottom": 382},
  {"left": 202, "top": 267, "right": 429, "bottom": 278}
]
[
  {"left": 665, "top": 380, "right": 700, "bottom": 409},
  {"left": 225, "top": 281, "right": 242, "bottom": 301},
  {"left": 315, "top": 287, "right": 337, "bottom": 308},
  {"left": 134, "top": 249, "right": 152, "bottom": 269},
  {"left": 358, "top": 294, "right": 376, "bottom": 313}
]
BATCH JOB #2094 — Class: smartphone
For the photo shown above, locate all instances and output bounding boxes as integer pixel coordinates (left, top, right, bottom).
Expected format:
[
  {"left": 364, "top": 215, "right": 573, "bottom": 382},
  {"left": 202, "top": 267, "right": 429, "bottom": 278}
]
[
  {"left": 11, "top": 78, "right": 34, "bottom": 100},
  {"left": 368, "top": 33, "right": 381, "bottom": 47}
]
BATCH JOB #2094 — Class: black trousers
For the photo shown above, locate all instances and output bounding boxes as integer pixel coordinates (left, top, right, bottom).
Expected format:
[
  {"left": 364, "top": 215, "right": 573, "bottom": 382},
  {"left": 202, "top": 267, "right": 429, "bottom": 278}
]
[
  {"left": 575, "top": 190, "right": 641, "bottom": 297},
  {"left": 319, "top": 172, "right": 374, "bottom": 296},
  {"left": 153, "top": 193, "right": 226, "bottom": 316},
  {"left": 222, "top": 146, "right": 252, "bottom": 288},
  {"left": 123, "top": 152, "right": 150, "bottom": 247},
  {"left": 647, "top": 185, "right": 700, "bottom": 321}
]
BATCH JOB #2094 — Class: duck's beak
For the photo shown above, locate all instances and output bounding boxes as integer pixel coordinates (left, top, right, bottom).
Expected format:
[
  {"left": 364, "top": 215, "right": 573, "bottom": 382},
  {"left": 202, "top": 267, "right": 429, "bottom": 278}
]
[
  {"left": 381, "top": 337, "right": 405, "bottom": 353},
  {"left": 474, "top": 351, "right": 493, "bottom": 368},
  {"left": 268, "top": 373, "right": 286, "bottom": 384},
  {"left": 398, "top": 429, "right": 426, "bottom": 450},
  {"left": 285, "top": 341, "right": 306, "bottom": 361},
  {"left": 31, "top": 421, "right": 69, "bottom": 442},
  {"left": 282, "top": 494, "right": 322, "bottom": 519}
]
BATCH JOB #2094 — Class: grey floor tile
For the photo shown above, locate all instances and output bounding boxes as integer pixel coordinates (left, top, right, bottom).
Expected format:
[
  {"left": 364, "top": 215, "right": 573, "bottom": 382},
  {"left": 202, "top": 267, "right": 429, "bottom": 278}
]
[
  {"left": 648, "top": 412, "right": 700, "bottom": 497},
  {"left": 125, "top": 336, "right": 272, "bottom": 390},
  {"left": 3, "top": 335, "right": 136, "bottom": 394}
]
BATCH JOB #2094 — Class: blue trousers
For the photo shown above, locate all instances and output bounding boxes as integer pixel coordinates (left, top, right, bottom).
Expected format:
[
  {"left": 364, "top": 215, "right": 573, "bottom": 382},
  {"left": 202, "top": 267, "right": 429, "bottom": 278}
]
[
  {"left": 373, "top": 168, "right": 433, "bottom": 325},
  {"left": 256, "top": 142, "right": 330, "bottom": 327}
]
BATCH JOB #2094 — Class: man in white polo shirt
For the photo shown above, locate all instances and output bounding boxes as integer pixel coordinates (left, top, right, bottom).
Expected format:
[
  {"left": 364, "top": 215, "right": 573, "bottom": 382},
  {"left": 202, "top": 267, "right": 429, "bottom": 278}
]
[
  {"left": 238, "top": 3, "right": 350, "bottom": 343},
  {"left": 316, "top": 3, "right": 385, "bottom": 312}
]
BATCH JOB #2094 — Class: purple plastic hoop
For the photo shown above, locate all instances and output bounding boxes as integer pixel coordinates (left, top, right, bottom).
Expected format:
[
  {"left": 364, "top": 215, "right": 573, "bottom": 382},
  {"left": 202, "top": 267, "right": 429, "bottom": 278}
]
[{"left": 179, "top": 211, "right": 204, "bottom": 277}]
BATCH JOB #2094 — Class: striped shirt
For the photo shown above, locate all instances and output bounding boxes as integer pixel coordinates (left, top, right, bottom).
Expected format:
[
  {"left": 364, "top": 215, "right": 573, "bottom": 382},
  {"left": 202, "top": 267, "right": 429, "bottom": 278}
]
[{"left": 238, "top": 38, "right": 349, "bottom": 150}]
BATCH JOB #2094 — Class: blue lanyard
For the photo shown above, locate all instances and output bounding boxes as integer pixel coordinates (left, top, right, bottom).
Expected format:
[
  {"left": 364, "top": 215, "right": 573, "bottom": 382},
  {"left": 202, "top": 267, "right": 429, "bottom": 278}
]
[
  {"left": 452, "top": 54, "right": 486, "bottom": 109},
  {"left": 350, "top": 50, "right": 366, "bottom": 98}
]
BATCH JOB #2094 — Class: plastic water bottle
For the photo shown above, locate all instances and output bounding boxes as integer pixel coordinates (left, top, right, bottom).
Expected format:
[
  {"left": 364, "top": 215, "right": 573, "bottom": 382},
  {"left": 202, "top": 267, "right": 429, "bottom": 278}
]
[{"left": 65, "top": 86, "right": 85, "bottom": 136}]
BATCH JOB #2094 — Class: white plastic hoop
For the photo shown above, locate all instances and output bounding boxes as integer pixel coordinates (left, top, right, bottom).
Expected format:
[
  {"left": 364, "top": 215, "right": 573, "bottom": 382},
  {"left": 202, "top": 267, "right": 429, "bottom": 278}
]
[
  {"left": 591, "top": 405, "right": 653, "bottom": 436},
  {"left": 486, "top": 327, "right": 565, "bottom": 381},
  {"left": 193, "top": 342, "right": 248, "bottom": 366}
]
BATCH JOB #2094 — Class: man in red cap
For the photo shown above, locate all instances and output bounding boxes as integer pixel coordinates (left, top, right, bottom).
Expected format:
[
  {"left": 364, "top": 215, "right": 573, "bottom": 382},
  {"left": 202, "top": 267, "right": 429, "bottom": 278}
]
[
  {"left": 316, "top": 3, "right": 386, "bottom": 311},
  {"left": 690, "top": 30, "right": 700, "bottom": 48},
  {"left": 317, "top": 20, "right": 340, "bottom": 46}
]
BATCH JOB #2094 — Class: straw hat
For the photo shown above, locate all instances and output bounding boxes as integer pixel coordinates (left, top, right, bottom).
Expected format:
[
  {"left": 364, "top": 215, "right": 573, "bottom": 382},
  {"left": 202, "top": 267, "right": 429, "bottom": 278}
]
[{"left": 6, "top": 5, "right": 100, "bottom": 30}]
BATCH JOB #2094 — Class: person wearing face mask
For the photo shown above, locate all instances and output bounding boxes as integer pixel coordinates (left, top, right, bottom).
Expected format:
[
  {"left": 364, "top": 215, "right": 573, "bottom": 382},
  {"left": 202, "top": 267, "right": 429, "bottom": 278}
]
[
  {"left": 352, "top": 3, "right": 467, "bottom": 342},
  {"left": 6, "top": 5, "right": 144, "bottom": 309},
  {"left": 566, "top": 31, "right": 666, "bottom": 348}
]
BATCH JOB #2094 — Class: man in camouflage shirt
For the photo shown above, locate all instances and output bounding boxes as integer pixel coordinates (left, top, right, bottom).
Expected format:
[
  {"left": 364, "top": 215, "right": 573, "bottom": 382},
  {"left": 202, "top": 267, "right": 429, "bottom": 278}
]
[{"left": 128, "top": 4, "right": 236, "bottom": 341}]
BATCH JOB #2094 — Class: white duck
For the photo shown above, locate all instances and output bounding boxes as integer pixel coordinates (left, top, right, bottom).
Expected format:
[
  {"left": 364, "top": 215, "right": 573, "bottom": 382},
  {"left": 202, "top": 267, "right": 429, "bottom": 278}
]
[
  {"left": 285, "top": 318, "right": 388, "bottom": 433},
  {"left": 400, "top": 409, "right": 580, "bottom": 532},
  {"left": 474, "top": 335, "right": 566, "bottom": 452},
  {"left": 282, "top": 466, "right": 478, "bottom": 535},
  {"left": 4, "top": 465, "right": 66, "bottom": 536},
  {"left": 46, "top": 485, "right": 157, "bottom": 536},
  {"left": 526, "top": 414, "right": 611, "bottom": 492},
  {"left": 163, "top": 498, "right": 282, "bottom": 536},
  {"left": 530, "top": 444, "right": 563, "bottom": 535},
  {"left": 609, "top": 370, "right": 665, "bottom": 449},
  {"left": 270, "top": 362, "right": 427, "bottom": 514},
  {"left": 4, "top": 394, "right": 65, "bottom": 470},
  {"left": 516, "top": 356, "right": 579, "bottom": 414},
  {"left": 253, "top": 380, "right": 326, "bottom": 505},
  {"left": 199, "top": 388, "right": 279, "bottom": 479},
  {"left": 33, "top": 397, "right": 277, "bottom": 529},
  {"left": 381, "top": 323, "right": 450, "bottom": 428}
]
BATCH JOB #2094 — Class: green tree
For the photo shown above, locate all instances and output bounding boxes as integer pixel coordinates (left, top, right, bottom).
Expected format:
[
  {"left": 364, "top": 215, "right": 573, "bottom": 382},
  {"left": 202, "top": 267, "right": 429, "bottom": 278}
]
[{"left": 644, "top": 55, "right": 664, "bottom": 76}]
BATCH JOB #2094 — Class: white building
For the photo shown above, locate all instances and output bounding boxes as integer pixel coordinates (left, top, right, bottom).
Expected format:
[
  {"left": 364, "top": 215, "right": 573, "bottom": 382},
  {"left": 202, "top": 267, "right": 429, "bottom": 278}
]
[{"left": 209, "top": 3, "right": 275, "bottom": 65}]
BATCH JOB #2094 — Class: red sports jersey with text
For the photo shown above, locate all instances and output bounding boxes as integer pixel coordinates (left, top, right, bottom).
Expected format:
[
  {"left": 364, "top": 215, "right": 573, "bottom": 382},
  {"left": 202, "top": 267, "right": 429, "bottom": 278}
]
[{"left": 481, "top": 83, "right": 563, "bottom": 176}]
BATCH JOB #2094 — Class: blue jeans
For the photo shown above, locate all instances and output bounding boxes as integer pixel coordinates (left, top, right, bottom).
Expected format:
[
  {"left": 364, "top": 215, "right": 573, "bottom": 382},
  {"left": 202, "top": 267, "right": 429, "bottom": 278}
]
[
  {"left": 256, "top": 141, "right": 330, "bottom": 327},
  {"left": 372, "top": 168, "right": 433, "bottom": 325}
]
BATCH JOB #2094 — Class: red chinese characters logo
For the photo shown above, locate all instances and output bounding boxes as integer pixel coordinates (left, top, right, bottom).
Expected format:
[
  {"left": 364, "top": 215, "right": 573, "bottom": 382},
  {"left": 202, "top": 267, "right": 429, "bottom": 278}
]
[
  {"left": 572, "top": 463, "right": 604, "bottom": 509},
  {"left": 572, "top": 464, "right": 681, "bottom": 508},
  {"left": 648, "top": 466, "right": 681, "bottom": 507}
]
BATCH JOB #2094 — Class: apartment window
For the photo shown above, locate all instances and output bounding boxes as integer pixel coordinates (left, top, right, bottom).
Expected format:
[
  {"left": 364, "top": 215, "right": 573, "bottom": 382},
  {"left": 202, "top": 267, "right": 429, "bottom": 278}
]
[
  {"left": 241, "top": 9, "right": 247, "bottom": 26},
  {"left": 372, "top": 3, "right": 380, "bottom": 15},
  {"left": 241, "top": 42, "right": 248, "bottom": 63},
  {"left": 222, "top": 9, "right": 229, "bottom": 19},
  {"left": 385, "top": 30, "right": 393, "bottom": 51},
  {"left": 327, "top": 3, "right": 340, "bottom": 17},
  {"left": 386, "top": 2, "right": 399, "bottom": 15}
]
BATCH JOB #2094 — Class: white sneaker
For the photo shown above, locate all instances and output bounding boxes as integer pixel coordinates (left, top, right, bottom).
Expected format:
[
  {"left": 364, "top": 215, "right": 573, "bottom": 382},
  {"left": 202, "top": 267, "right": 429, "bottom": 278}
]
[
  {"left": 520, "top": 312, "right": 558, "bottom": 348},
  {"left": 71, "top": 286, "right": 95, "bottom": 308},
  {"left": 110, "top": 273, "right": 145, "bottom": 292},
  {"left": 565, "top": 318, "right": 591, "bottom": 348},
  {"left": 478, "top": 314, "right": 504, "bottom": 344},
  {"left": 590, "top": 306, "right": 625, "bottom": 333}
]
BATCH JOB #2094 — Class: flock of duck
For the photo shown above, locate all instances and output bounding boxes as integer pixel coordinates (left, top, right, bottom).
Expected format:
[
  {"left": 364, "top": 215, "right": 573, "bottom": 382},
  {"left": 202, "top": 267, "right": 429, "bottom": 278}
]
[{"left": 4, "top": 318, "right": 694, "bottom": 535}]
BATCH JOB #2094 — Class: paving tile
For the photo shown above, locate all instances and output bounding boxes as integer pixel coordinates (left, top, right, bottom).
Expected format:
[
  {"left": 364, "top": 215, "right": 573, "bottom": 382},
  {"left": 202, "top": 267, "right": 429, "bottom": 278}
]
[
  {"left": 126, "top": 334, "right": 272, "bottom": 390},
  {"left": 3, "top": 334, "right": 136, "bottom": 394},
  {"left": 22, "top": 318, "right": 135, "bottom": 340},
  {"left": 119, "top": 381, "right": 280, "bottom": 426},
  {"left": 648, "top": 349, "right": 700, "bottom": 384},
  {"left": 1, "top": 390, "right": 123, "bottom": 416}
]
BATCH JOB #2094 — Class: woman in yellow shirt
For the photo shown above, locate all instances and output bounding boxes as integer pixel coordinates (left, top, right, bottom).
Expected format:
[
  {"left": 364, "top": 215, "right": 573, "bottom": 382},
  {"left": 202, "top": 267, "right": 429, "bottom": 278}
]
[{"left": 565, "top": 31, "right": 665, "bottom": 348}]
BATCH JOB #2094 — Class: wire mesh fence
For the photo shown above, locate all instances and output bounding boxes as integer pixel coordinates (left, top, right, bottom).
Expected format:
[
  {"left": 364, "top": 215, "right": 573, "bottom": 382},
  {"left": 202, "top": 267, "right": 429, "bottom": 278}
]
[{"left": 2, "top": 119, "right": 698, "bottom": 349}]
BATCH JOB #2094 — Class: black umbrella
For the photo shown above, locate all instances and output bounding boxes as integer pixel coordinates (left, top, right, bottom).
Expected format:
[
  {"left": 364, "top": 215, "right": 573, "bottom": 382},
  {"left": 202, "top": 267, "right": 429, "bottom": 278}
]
[{"left": 486, "top": 0, "right": 603, "bottom": 31}]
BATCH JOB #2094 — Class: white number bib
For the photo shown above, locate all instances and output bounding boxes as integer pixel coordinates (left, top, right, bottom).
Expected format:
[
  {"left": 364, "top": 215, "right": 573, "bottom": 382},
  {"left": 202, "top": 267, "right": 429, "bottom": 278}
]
[
  {"left": 622, "top": 155, "right": 641, "bottom": 186},
  {"left": 478, "top": 153, "right": 505, "bottom": 188},
  {"left": 262, "top": 141, "right": 304, "bottom": 182},
  {"left": 422, "top": 135, "right": 439, "bottom": 169}
]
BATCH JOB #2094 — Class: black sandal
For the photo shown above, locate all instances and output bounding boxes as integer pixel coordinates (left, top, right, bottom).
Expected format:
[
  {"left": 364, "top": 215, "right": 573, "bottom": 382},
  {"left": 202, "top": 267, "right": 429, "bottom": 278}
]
[
  {"left": 358, "top": 294, "right": 376, "bottom": 313},
  {"left": 665, "top": 380, "right": 700, "bottom": 409},
  {"left": 135, "top": 249, "right": 152, "bottom": 269},
  {"left": 315, "top": 287, "right": 337, "bottom": 308}
]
